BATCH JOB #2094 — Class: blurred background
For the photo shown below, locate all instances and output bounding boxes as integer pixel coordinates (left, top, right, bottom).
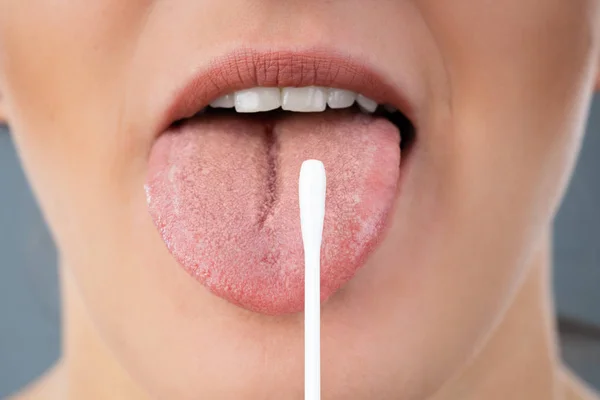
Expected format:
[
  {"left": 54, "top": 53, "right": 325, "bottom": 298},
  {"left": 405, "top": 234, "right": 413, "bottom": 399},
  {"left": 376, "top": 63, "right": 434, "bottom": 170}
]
[{"left": 1, "top": 97, "right": 600, "bottom": 397}]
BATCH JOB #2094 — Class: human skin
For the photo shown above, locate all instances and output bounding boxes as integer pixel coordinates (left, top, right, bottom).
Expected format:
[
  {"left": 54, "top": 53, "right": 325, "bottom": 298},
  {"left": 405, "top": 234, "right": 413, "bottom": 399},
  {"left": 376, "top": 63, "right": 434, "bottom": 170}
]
[{"left": 0, "top": 1, "right": 599, "bottom": 399}]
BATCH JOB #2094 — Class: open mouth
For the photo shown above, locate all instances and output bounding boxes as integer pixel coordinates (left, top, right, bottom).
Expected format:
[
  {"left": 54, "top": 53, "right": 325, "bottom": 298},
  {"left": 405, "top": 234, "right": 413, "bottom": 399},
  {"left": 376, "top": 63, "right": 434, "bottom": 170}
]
[
  {"left": 172, "top": 87, "right": 414, "bottom": 150},
  {"left": 145, "top": 50, "right": 416, "bottom": 315}
]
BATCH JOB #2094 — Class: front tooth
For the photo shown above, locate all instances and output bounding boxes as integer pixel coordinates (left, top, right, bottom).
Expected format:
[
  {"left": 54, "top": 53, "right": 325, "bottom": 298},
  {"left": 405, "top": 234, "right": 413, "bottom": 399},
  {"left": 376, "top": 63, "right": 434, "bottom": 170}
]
[
  {"left": 327, "top": 89, "right": 357, "bottom": 109},
  {"left": 234, "top": 88, "right": 281, "bottom": 113},
  {"left": 210, "top": 94, "right": 235, "bottom": 108},
  {"left": 356, "top": 94, "right": 378, "bottom": 113},
  {"left": 282, "top": 86, "right": 327, "bottom": 112}
]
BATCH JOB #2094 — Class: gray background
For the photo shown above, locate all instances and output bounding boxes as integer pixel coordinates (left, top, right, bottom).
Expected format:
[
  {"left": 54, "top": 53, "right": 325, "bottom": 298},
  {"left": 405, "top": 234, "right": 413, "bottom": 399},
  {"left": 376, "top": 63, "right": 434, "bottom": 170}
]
[{"left": 1, "top": 97, "right": 600, "bottom": 397}]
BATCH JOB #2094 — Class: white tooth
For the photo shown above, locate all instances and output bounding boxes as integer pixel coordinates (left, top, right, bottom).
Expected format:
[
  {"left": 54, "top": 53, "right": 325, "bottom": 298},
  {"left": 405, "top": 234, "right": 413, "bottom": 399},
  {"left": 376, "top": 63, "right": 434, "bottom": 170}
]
[
  {"left": 356, "top": 94, "right": 378, "bottom": 113},
  {"left": 210, "top": 94, "right": 235, "bottom": 108},
  {"left": 384, "top": 104, "right": 397, "bottom": 113},
  {"left": 281, "top": 86, "right": 327, "bottom": 112},
  {"left": 234, "top": 88, "right": 281, "bottom": 113},
  {"left": 327, "top": 89, "right": 357, "bottom": 109}
]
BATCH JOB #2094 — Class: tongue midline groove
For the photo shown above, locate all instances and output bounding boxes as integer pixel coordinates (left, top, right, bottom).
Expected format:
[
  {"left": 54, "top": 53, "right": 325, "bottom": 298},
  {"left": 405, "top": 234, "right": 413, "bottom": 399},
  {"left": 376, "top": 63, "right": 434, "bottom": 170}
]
[{"left": 258, "top": 123, "right": 278, "bottom": 229}]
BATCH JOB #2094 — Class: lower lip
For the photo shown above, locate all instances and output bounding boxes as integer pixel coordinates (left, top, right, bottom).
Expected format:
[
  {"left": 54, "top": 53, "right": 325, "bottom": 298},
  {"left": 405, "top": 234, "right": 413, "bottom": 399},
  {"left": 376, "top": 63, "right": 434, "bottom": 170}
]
[{"left": 146, "top": 110, "right": 401, "bottom": 315}]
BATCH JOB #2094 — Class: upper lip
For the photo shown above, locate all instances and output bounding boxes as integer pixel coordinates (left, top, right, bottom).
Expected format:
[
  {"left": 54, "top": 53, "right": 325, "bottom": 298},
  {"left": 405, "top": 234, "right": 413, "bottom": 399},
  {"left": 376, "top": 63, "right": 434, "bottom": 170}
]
[{"left": 159, "top": 47, "right": 417, "bottom": 132}]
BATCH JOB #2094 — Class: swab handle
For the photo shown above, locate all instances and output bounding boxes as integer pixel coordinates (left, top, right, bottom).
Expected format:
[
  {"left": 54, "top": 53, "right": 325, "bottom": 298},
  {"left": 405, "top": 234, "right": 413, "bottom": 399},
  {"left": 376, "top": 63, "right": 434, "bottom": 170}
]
[{"left": 300, "top": 159, "right": 325, "bottom": 400}]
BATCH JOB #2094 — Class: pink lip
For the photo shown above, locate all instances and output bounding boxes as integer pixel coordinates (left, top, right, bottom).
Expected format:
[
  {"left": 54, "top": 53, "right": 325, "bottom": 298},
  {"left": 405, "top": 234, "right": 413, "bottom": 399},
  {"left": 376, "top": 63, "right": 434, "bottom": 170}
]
[
  {"left": 158, "top": 48, "right": 416, "bottom": 130},
  {"left": 146, "top": 48, "right": 415, "bottom": 315}
]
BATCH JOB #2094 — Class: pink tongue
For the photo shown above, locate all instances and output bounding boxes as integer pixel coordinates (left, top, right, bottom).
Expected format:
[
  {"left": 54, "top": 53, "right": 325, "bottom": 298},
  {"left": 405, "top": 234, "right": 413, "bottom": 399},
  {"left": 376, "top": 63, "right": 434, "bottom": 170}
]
[{"left": 146, "top": 111, "right": 400, "bottom": 315}]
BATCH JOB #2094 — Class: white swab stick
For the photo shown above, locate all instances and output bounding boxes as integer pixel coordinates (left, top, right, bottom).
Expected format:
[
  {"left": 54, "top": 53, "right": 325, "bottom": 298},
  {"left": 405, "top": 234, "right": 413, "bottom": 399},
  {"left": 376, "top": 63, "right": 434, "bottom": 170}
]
[{"left": 299, "top": 160, "right": 326, "bottom": 400}]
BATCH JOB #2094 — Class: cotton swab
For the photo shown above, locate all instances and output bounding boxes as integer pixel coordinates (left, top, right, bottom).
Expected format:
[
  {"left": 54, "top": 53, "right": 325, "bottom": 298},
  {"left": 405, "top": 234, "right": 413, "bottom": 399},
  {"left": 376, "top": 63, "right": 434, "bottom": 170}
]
[{"left": 299, "top": 160, "right": 326, "bottom": 400}]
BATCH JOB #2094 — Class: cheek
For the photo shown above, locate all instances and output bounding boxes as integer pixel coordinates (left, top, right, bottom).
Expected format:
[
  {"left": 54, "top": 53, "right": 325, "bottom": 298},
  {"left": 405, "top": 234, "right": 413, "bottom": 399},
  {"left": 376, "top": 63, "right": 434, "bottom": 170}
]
[
  {"left": 0, "top": 1, "right": 153, "bottom": 243},
  {"left": 417, "top": 0, "right": 597, "bottom": 234}
]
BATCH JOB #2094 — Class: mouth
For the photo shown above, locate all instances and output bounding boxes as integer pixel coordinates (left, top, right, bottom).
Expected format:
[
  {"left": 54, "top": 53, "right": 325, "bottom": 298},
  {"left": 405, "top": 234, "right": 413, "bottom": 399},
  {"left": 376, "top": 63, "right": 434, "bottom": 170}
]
[{"left": 145, "top": 49, "right": 416, "bottom": 315}]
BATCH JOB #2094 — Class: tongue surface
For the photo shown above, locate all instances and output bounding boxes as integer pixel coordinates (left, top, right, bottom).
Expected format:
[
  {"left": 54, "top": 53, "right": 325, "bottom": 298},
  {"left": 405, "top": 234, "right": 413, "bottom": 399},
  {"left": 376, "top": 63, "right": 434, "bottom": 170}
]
[{"left": 146, "top": 111, "right": 400, "bottom": 315}]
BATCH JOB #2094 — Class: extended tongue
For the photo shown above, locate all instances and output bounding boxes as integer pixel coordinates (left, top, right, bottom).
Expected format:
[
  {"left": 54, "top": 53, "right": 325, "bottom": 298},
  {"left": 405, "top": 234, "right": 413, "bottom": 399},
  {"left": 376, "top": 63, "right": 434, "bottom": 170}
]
[{"left": 146, "top": 110, "right": 400, "bottom": 314}]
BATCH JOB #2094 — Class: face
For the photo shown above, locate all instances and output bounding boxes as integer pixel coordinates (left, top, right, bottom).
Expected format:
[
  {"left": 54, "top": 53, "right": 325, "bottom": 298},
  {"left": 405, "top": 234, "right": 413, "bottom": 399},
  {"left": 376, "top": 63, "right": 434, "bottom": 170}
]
[{"left": 0, "top": 1, "right": 598, "bottom": 399}]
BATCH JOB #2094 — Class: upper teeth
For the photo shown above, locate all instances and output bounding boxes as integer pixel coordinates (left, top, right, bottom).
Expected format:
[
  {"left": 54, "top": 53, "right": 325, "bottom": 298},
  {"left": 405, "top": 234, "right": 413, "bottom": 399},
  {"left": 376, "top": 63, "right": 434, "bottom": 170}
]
[
  {"left": 209, "top": 93, "right": 235, "bottom": 108},
  {"left": 282, "top": 87, "right": 327, "bottom": 112},
  {"left": 209, "top": 86, "right": 385, "bottom": 114},
  {"left": 233, "top": 88, "right": 281, "bottom": 113}
]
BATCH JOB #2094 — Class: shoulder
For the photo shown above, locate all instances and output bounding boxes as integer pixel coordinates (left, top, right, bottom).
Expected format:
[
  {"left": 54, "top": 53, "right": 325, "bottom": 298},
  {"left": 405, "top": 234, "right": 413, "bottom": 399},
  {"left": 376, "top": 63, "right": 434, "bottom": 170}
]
[{"left": 562, "top": 367, "right": 600, "bottom": 400}]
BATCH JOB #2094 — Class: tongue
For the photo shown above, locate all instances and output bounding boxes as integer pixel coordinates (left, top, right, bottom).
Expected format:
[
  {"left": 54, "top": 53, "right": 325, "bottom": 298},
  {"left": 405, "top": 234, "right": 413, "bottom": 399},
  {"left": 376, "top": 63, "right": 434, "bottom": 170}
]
[{"left": 146, "top": 111, "right": 400, "bottom": 315}]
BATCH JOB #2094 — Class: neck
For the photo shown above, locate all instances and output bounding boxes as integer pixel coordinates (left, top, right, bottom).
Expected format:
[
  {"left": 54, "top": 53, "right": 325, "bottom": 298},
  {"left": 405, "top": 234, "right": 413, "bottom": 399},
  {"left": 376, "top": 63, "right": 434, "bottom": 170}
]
[
  {"left": 59, "top": 266, "right": 148, "bottom": 400},
  {"left": 431, "top": 231, "right": 563, "bottom": 400},
  {"left": 55, "top": 232, "right": 563, "bottom": 400}
]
